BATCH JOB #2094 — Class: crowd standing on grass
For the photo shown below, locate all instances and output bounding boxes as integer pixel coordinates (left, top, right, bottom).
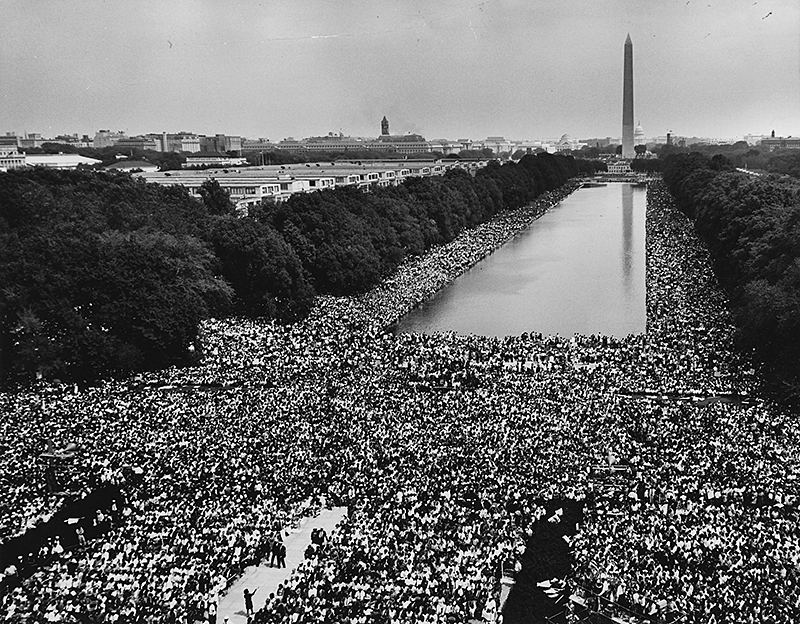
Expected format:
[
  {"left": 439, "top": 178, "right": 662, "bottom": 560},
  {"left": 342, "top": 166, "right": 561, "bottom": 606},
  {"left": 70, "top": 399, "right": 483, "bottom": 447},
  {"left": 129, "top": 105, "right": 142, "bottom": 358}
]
[{"left": 1, "top": 180, "right": 799, "bottom": 624}]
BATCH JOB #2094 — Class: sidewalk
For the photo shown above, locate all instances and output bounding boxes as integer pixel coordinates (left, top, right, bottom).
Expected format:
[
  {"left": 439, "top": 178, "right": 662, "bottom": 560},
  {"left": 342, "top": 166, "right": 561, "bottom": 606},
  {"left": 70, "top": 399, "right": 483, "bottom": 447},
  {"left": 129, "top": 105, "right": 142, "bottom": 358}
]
[{"left": 217, "top": 506, "right": 348, "bottom": 623}]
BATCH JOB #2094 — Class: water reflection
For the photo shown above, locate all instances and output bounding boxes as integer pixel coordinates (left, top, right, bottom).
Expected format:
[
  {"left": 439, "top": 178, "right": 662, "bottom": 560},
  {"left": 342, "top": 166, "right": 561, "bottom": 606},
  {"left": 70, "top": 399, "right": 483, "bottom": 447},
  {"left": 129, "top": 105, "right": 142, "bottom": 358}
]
[
  {"left": 396, "top": 184, "right": 646, "bottom": 338},
  {"left": 622, "top": 183, "right": 633, "bottom": 284}
]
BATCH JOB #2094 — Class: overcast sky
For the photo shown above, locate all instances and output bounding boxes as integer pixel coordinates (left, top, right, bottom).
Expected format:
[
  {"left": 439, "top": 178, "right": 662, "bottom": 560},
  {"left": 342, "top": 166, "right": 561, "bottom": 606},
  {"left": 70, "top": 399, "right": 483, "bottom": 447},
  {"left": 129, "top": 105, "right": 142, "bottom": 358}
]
[{"left": 1, "top": 0, "right": 797, "bottom": 142}]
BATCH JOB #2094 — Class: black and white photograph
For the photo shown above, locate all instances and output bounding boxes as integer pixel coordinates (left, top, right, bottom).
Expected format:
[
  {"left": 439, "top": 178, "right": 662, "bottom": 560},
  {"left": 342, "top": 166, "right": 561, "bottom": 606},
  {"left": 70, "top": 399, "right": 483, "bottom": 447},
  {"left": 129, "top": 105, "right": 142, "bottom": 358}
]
[{"left": 1, "top": 1, "right": 799, "bottom": 622}]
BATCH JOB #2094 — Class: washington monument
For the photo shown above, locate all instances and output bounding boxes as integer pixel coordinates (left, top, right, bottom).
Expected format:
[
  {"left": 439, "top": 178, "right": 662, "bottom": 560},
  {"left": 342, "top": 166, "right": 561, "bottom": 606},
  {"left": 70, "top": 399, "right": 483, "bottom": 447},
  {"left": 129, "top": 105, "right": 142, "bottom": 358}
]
[{"left": 622, "top": 34, "right": 635, "bottom": 158}]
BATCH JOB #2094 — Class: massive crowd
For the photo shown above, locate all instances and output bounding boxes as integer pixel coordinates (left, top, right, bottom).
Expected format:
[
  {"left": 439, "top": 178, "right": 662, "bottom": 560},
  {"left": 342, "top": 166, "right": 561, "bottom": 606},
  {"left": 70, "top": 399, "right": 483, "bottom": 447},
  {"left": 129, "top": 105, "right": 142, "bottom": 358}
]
[{"left": 1, "top": 180, "right": 798, "bottom": 623}]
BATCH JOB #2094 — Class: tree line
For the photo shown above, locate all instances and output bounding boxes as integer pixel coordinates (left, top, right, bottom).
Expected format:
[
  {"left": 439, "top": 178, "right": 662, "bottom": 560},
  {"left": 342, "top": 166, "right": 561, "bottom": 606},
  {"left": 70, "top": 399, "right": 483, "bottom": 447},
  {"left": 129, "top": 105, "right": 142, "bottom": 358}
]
[
  {"left": 0, "top": 153, "right": 599, "bottom": 388},
  {"left": 659, "top": 142, "right": 800, "bottom": 179},
  {"left": 662, "top": 152, "right": 800, "bottom": 403},
  {"left": 561, "top": 139, "right": 800, "bottom": 182}
]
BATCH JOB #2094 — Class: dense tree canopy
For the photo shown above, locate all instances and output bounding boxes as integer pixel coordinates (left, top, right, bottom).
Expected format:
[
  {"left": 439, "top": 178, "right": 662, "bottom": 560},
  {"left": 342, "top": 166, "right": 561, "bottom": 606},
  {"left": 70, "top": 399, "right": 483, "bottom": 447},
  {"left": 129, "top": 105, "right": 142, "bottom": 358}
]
[
  {"left": 651, "top": 143, "right": 800, "bottom": 180},
  {"left": 630, "top": 159, "right": 662, "bottom": 173},
  {"left": 263, "top": 153, "right": 597, "bottom": 295},
  {"left": 763, "top": 150, "right": 800, "bottom": 179},
  {"left": 207, "top": 216, "right": 314, "bottom": 320},
  {"left": 1, "top": 154, "right": 597, "bottom": 387},
  {"left": 0, "top": 170, "right": 299, "bottom": 386}
]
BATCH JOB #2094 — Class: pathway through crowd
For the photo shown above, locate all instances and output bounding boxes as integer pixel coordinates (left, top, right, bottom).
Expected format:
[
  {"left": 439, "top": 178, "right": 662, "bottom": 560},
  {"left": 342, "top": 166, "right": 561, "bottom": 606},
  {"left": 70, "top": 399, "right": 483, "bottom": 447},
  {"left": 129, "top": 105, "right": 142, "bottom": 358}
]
[{"left": 217, "top": 506, "right": 347, "bottom": 624}]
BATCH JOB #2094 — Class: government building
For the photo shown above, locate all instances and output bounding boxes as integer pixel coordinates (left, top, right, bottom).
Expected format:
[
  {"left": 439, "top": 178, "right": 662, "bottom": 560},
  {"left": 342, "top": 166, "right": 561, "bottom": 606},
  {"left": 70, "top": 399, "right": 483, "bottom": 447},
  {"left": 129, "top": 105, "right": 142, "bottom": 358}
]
[{"left": 137, "top": 159, "right": 486, "bottom": 212}]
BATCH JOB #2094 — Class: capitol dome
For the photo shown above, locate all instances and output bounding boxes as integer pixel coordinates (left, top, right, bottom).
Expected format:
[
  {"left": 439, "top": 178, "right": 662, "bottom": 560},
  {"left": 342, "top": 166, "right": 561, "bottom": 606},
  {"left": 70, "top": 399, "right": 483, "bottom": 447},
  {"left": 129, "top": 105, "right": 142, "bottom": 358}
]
[{"left": 634, "top": 123, "right": 645, "bottom": 146}]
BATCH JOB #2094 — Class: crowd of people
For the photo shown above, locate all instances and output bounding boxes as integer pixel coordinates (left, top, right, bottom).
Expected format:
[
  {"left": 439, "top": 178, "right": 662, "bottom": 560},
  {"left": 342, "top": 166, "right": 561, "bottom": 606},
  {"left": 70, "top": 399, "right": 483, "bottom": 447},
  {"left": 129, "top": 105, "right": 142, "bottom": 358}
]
[
  {"left": 1, "top": 180, "right": 798, "bottom": 623},
  {"left": 567, "top": 183, "right": 800, "bottom": 623}
]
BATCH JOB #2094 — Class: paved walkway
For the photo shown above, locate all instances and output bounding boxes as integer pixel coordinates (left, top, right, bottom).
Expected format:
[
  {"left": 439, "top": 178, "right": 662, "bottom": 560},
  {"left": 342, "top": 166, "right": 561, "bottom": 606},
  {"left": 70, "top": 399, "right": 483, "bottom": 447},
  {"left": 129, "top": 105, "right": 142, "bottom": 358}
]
[{"left": 217, "top": 506, "right": 348, "bottom": 623}]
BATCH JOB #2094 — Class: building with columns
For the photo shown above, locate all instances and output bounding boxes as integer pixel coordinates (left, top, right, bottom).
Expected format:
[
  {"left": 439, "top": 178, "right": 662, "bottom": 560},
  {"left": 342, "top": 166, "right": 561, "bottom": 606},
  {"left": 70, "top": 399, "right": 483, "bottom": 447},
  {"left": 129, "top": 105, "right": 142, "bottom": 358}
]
[
  {"left": 634, "top": 122, "right": 645, "bottom": 146},
  {"left": 0, "top": 139, "right": 26, "bottom": 171}
]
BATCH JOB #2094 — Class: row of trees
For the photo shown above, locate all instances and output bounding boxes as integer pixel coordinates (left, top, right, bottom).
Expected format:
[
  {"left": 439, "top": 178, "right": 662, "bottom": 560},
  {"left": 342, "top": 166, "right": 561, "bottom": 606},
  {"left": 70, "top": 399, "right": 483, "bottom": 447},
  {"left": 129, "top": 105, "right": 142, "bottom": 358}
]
[
  {"left": 0, "top": 153, "right": 598, "bottom": 387},
  {"left": 626, "top": 145, "right": 800, "bottom": 179},
  {"left": 761, "top": 149, "right": 800, "bottom": 179},
  {"left": 662, "top": 153, "right": 800, "bottom": 403},
  {"left": 630, "top": 159, "right": 663, "bottom": 174},
  {"left": 661, "top": 143, "right": 800, "bottom": 178},
  {"left": 258, "top": 154, "right": 600, "bottom": 295}
]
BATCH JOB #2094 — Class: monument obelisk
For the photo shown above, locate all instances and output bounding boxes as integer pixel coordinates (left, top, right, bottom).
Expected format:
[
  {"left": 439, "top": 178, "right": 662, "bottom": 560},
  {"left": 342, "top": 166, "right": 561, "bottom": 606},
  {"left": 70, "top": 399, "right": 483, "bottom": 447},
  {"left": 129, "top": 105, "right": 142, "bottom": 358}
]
[{"left": 622, "top": 34, "right": 635, "bottom": 158}]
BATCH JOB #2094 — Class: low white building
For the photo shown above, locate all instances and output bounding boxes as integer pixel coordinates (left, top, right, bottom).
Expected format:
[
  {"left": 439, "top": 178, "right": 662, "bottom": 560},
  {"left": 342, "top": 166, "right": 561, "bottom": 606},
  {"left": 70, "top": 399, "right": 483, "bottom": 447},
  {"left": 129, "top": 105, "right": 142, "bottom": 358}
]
[
  {"left": 25, "top": 154, "right": 101, "bottom": 169},
  {"left": 105, "top": 160, "right": 159, "bottom": 173},
  {"left": 137, "top": 159, "right": 480, "bottom": 211},
  {"left": 183, "top": 155, "right": 248, "bottom": 168},
  {"left": 0, "top": 145, "right": 26, "bottom": 171},
  {"left": 140, "top": 169, "right": 314, "bottom": 208},
  {"left": 743, "top": 134, "right": 767, "bottom": 146},
  {"left": 606, "top": 160, "right": 632, "bottom": 175}
]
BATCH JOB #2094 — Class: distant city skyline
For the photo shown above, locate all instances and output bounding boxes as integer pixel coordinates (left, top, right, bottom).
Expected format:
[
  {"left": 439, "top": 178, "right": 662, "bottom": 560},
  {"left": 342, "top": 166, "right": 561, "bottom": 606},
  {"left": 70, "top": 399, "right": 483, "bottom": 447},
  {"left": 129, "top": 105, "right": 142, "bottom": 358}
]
[
  {"left": 1, "top": 0, "right": 798, "bottom": 141},
  {"left": 4, "top": 122, "right": 761, "bottom": 150}
]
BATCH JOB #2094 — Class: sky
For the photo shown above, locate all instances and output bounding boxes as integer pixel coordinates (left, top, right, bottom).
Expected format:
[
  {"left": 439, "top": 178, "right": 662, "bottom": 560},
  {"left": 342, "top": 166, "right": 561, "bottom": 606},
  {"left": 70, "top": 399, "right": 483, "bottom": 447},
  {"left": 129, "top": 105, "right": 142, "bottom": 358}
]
[{"left": 1, "top": 0, "right": 798, "bottom": 142}]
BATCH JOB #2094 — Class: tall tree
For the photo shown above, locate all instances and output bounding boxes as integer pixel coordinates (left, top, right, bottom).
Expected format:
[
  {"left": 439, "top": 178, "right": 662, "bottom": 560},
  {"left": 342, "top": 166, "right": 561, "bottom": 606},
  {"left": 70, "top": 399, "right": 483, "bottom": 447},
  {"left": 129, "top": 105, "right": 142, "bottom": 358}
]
[{"left": 199, "top": 179, "right": 234, "bottom": 215}]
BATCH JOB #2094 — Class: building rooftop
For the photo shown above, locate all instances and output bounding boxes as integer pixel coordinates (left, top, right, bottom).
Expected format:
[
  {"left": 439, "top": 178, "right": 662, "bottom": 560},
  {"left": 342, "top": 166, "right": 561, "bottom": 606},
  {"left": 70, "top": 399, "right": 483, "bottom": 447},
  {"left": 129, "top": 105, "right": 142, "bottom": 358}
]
[
  {"left": 105, "top": 160, "right": 158, "bottom": 171},
  {"left": 137, "top": 159, "right": 480, "bottom": 188},
  {"left": 25, "top": 154, "right": 101, "bottom": 168}
]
